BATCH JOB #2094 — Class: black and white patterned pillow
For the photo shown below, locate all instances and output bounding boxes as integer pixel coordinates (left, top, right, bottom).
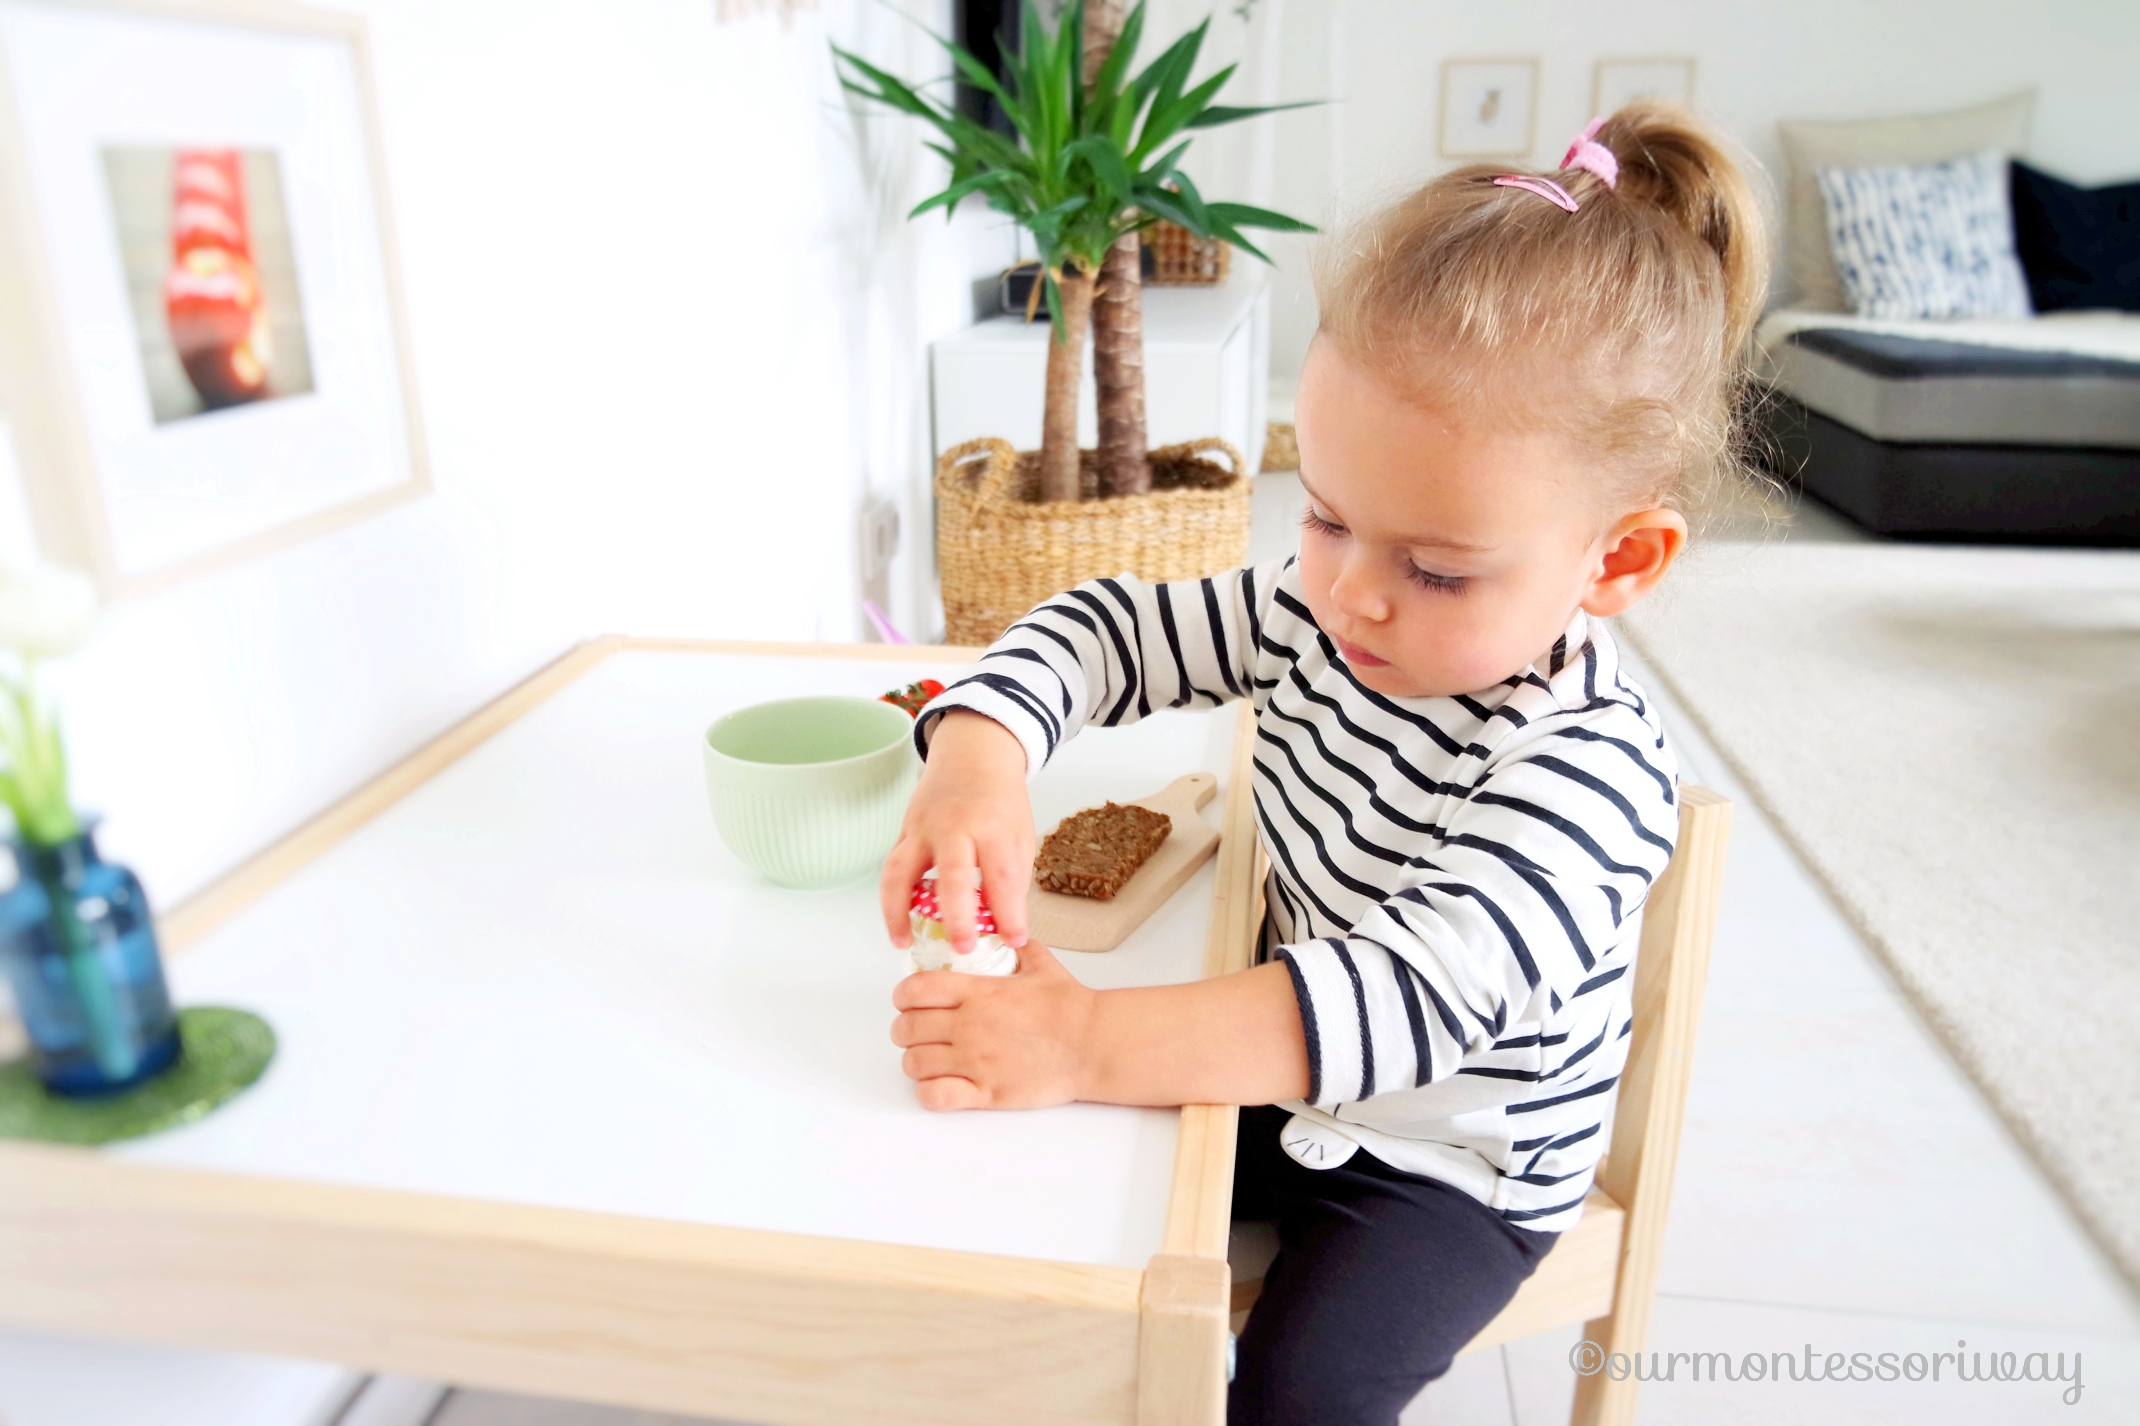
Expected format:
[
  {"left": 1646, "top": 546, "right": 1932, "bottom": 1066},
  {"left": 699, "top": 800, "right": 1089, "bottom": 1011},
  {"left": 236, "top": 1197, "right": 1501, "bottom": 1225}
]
[{"left": 1817, "top": 149, "right": 2033, "bottom": 319}]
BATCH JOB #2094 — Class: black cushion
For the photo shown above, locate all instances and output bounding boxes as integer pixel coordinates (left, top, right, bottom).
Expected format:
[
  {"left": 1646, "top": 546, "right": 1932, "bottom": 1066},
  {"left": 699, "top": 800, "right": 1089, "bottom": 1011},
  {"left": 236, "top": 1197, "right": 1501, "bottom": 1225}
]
[
  {"left": 2009, "top": 160, "right": 2140, "bottom": 312},
  {"left": 1787, "top": 327, "right": 2140, "bottom": 379}
]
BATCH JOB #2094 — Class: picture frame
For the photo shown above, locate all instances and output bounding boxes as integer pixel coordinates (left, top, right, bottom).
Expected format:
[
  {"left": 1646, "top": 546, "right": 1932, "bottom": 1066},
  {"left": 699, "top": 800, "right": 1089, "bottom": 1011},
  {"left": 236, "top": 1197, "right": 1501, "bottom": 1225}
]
[
  {"left": 0, "top": 0, "right": 428, "bottom": 600},
  {"left": 1438, "top": 57, "right": 1538, "bottom": 159},
  {"left": 1592, "top": 57, "right": 1696, "bottom": 117}
]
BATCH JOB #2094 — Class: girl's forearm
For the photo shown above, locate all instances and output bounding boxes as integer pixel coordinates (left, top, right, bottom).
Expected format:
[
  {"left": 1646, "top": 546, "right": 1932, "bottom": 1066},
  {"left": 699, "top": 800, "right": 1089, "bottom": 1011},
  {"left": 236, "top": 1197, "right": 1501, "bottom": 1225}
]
[{"left": 1075, "top": 961, "right": 1311, "bottom": 1107}]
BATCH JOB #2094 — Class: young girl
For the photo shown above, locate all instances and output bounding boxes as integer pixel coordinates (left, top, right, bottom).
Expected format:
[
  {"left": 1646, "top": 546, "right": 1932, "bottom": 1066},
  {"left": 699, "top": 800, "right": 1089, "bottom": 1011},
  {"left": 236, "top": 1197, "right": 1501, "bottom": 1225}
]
[{"left": 879, "top": 102, "right": 1766, "bottom": 1424}]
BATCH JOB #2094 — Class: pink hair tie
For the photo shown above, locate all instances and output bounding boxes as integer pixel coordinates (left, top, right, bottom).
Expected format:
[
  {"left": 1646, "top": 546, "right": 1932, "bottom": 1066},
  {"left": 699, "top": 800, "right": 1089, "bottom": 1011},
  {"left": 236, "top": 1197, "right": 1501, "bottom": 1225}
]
[
  {"left": 1492, "top": 175, "right": 1579, "bottom": 211},
  {"left": 1562, "top": 117, "right": 1619, "bottom": 188},
  {"left": 1493, "top": 119, "right": 1620, "bottom": 212}
]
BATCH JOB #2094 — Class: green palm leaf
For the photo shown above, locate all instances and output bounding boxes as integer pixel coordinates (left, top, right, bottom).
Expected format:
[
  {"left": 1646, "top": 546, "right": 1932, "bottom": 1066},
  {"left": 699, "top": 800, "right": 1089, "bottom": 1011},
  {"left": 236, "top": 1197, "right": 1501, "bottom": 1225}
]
[
  {"left": 837, "top": 0, "right": 1317, "bottom": 284},
  {"left": 1186, "top": 99, "right": 1320, "bottom": 129},
  {"left": 1205, "top": 201, "right": 1320, "bottom": 233}
]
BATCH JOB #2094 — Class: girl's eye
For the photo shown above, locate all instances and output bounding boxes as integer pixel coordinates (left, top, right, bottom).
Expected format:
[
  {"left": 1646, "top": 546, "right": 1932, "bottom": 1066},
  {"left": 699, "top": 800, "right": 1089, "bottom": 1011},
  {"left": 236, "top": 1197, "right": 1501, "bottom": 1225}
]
[
  {"left": 1301, "top": 508, "right": 1345, "bottom": 538},
  {"left": 1407, "top": 564, "right": 1469, "bottom": 594}
]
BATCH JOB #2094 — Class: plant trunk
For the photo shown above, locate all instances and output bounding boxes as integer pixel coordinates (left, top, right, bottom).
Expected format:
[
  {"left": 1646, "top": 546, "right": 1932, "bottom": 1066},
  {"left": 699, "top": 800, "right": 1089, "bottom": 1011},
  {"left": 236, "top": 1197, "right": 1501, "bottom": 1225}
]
[
  {"left": 1039, "top": 266, "right": 1097, "bottom": 504},
  {"left": 1082, "top": 0, "right": 1151, "bottom": 498},
  {"left": 1081, "top": 0, "right": 1127, "bottom": 86},
  {"left": 1092, "top": 235, "right": 1150, "bottom": 496}
]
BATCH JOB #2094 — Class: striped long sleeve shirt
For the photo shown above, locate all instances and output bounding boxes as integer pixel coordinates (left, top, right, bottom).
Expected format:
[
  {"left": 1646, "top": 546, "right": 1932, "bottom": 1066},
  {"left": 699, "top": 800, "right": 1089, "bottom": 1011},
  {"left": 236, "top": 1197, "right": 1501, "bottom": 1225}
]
[{"left": 917, "top": 557, "right": 1679, "bottom": 1234}]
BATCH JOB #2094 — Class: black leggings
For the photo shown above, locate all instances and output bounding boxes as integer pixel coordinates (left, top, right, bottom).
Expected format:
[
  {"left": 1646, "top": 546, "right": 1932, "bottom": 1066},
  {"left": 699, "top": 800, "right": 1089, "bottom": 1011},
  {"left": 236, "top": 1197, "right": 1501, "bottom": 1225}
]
[{"left": 1227, "top": 1105, "right": 1558, "bottom": 1426}]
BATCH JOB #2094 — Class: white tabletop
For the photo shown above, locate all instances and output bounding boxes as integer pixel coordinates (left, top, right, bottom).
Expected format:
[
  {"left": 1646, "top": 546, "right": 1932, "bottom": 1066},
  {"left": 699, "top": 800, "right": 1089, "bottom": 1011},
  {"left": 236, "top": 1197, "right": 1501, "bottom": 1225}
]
[{"left": 123, "top": 648, "right": 1240, "bottom": 1271}]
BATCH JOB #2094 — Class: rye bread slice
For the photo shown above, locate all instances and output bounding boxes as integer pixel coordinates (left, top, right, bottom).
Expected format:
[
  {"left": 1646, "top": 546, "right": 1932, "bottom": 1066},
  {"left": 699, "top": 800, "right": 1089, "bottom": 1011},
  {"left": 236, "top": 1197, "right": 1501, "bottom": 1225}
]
[{"left": 1034, "top": 802, "right": 1173, "bottom": 900}]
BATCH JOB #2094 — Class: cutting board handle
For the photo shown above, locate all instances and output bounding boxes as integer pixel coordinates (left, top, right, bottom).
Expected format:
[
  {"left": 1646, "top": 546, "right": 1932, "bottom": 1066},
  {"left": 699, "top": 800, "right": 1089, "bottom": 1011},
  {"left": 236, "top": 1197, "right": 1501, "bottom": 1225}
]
[{"left": 1145, "top": 773, "right": 1218, "bottom": 813}]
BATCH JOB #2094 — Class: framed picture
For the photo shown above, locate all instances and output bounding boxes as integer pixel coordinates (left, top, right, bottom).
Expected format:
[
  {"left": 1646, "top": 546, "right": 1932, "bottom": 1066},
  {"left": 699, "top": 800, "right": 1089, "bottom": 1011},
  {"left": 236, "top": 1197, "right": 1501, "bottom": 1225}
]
[
  {"left": 1438, "top": 58, "right": 1538, "bottom": 159},
  {"left": 1592, "top": 57, "right": 1696, "bottom": 117},
  {"left": 0, "top": 0, "right": 428, "bottom": 599}
]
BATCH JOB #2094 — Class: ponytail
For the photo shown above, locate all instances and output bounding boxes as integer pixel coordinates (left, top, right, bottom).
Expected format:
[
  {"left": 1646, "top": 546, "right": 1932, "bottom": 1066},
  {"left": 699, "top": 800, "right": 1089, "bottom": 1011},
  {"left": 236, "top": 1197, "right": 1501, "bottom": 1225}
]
[{"left": 1593, "top": 101, "right": 1770, "bottom": 361}]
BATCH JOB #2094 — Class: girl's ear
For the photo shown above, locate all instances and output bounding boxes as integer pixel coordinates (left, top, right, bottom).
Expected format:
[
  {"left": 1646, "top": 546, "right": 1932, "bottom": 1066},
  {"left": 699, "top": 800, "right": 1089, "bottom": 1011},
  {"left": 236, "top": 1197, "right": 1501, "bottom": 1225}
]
[{"left": 1580, "top": 509, "right": 1687, "bottom": 618}]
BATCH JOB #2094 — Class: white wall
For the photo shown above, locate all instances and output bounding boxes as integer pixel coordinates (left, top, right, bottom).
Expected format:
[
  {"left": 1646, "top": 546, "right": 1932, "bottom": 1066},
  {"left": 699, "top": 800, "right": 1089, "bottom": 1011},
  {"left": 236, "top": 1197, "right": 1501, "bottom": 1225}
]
[
  {"left": 1182, "top": 0, "right": 2140, "bottom": 392},
  {"left": 0, "top": 0, "right": 1017, "bottom": 911}
]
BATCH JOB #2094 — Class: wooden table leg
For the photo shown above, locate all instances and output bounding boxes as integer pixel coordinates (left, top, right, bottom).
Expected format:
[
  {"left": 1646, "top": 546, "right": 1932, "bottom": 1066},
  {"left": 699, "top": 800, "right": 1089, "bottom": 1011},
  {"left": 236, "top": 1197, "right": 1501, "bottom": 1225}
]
[{"left": 1138, "top": 1254, "right": 1231, "bottom": 1426}]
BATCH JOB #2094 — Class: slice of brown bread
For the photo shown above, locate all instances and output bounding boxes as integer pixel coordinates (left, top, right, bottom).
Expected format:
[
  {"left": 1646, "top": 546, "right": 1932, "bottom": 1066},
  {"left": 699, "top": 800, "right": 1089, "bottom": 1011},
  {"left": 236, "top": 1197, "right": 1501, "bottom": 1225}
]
[{"left": 1034, "top": 802, "right": 1173, "bottom": 901}]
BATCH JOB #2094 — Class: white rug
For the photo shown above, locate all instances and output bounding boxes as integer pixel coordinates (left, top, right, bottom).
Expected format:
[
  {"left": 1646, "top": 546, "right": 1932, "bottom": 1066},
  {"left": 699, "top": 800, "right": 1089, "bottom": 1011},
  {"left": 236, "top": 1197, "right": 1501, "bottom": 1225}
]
[{"left": 1618, "top": 540, "right": 2140, "bottom": 1289}]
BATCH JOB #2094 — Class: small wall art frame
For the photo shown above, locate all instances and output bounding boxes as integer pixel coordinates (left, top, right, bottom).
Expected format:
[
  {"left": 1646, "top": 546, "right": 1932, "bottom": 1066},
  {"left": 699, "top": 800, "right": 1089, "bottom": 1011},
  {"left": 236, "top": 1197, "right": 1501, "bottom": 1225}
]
[
  {"left": 1438, "top": 57, "right": 1538, "bottom": 159},
  {"left": 0, "top": 0, "right": 428, "bottom": 600},
  {"left": 1592, "top": 57, "right": 1696, "bottom": 117}
]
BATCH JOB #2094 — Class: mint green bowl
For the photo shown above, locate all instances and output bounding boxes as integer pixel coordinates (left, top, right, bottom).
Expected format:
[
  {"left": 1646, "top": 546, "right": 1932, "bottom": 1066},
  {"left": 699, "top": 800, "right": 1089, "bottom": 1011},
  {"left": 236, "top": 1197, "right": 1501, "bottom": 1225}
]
[{"left": 702, "top": 695, "right": 920, "bottom": 890}]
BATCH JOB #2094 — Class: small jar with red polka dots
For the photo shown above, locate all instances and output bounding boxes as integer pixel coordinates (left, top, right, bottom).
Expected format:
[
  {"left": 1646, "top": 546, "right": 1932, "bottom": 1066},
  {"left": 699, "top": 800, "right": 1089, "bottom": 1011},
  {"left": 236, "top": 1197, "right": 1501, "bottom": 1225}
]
[{"left": 906, "top": 873, "right": 1017, "bottom": 976}]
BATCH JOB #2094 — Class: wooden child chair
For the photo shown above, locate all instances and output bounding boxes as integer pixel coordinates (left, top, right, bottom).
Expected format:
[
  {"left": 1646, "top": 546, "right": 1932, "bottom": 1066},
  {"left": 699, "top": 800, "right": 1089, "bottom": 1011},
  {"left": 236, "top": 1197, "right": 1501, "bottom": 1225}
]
[{"left": 1226, "top": 786, "right": 1732, "bottom": 1426}]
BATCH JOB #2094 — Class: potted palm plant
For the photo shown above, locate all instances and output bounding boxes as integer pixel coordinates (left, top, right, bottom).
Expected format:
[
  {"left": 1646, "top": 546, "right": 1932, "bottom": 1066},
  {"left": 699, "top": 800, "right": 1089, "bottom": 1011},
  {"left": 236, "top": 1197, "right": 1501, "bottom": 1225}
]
[{"left": 834, "top": 0, "right": 1312, "bottom": 644}]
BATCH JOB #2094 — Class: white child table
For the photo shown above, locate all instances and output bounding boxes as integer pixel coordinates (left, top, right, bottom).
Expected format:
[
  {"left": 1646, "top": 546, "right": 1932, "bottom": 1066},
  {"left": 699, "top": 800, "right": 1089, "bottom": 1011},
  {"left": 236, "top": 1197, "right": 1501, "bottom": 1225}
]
[{"left": 0, "top": 639, "right": 1260, "bottom": 1426}]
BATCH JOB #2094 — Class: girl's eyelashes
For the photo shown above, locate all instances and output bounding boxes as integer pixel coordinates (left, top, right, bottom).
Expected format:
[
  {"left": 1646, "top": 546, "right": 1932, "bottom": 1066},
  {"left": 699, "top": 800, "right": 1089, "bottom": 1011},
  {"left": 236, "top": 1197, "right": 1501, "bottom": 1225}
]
[
  {"left": 1307, "top": 506, "right": 1468, "bottom": 593},
  {"left": 1406, "top": 563, "right": 1469, "bottom": 594}
]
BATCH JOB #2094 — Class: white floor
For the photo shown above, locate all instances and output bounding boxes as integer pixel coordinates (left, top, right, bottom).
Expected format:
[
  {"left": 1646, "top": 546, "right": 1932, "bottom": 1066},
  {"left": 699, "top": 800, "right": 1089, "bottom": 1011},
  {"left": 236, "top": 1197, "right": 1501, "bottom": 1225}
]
[{"left": 6, "top": 473, "right": 2137, "bottom": 1426}]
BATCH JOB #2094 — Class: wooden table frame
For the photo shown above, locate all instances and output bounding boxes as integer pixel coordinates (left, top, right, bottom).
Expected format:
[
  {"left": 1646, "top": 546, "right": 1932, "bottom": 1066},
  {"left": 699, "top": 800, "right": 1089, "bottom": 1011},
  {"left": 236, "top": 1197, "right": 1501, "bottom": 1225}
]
[{"left": 0, "top": 638, "right": 1259, "bottom": 1426}]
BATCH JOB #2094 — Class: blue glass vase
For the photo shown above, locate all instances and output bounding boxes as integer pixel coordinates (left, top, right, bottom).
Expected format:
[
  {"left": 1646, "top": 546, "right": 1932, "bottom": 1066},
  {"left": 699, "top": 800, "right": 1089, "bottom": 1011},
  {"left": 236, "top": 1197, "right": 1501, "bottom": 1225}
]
[{"left": 0, "top": 822, "right": 180, "bottom": 1096}]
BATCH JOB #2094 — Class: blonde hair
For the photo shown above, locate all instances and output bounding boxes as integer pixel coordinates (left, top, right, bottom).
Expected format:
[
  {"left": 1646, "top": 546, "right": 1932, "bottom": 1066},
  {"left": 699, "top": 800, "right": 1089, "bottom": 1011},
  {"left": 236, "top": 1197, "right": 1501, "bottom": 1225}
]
[{"left": 1313, "top": 101, "right": 1770, "bottom": 520}]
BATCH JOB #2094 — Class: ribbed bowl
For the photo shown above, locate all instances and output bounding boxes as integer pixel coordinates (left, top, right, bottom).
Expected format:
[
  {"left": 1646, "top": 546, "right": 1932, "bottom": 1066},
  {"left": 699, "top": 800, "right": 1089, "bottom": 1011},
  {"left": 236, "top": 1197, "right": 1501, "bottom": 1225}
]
[{"left": 702, "top": 695, "right": 919, "bottom": 890}]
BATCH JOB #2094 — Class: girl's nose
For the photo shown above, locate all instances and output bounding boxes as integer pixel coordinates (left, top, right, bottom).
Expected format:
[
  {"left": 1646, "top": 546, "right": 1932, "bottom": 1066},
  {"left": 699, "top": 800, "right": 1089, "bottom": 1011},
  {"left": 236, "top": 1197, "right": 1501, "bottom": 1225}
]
[{"left": 1330, "top": 550, "right": 1392, "bottom": 623}]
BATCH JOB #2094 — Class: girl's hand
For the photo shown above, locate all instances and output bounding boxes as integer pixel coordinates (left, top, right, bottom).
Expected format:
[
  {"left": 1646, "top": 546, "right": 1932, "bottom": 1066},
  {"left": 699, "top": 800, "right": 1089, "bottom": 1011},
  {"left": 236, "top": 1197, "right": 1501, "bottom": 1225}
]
[
  {"left": 890, "top": 942, "right": 1095, "bottom": 1110},
  {"left": 879, "top": 710, "right": 1035, "bottom": 952}
]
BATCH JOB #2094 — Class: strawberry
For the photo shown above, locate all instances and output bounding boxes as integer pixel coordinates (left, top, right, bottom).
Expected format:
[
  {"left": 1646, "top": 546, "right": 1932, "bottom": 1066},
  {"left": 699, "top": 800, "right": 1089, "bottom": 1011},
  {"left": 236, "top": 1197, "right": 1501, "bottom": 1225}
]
[
  {"left": 879, "top": 678, "right": 948, "bottom": 717},
  {"left": 910, "top": 874, "right": 997, "bottom": 935}
]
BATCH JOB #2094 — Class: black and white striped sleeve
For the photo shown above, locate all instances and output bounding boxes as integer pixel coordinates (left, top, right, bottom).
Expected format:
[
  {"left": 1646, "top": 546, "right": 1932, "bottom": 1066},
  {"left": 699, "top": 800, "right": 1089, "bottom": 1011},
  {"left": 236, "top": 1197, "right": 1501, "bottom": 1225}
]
[
  {"left": 914, "top": 563, "right": 1281, "bottom": 775},
  {"left": 1275, "top": 710, "right": 1679, "bottom": 1110}
]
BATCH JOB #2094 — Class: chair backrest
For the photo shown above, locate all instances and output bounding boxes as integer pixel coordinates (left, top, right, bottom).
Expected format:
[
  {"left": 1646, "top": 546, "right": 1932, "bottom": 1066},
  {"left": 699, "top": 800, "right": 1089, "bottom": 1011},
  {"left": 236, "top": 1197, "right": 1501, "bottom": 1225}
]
[{"left": 1583, "top": 785, "right": 1732, "bottom": 1364}]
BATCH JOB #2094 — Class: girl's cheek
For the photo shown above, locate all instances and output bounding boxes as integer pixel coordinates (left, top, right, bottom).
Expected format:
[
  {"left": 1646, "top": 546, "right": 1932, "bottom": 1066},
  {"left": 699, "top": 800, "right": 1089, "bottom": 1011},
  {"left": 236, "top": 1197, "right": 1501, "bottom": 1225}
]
[
  {"left": 1419, "top": 612, "right": 1506, "bottom": 691},
  {"left": 1296, "top": 540, "right": 1339, "bottom": 618}
]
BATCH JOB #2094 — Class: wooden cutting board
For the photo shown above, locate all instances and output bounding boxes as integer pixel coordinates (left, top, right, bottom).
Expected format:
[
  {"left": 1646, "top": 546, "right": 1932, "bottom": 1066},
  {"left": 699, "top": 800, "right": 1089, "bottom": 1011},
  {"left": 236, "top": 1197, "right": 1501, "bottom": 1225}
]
[{"left": 1026, "top": 773, "right": 1222, "bottom": 953}]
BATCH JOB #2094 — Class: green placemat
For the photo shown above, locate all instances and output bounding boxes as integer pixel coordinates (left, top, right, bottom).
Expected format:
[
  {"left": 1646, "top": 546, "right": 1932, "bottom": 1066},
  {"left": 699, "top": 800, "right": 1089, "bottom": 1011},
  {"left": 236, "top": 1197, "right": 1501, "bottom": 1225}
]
[{"left": 0, "top": 1006, "right": 275, "bottom": 1145}]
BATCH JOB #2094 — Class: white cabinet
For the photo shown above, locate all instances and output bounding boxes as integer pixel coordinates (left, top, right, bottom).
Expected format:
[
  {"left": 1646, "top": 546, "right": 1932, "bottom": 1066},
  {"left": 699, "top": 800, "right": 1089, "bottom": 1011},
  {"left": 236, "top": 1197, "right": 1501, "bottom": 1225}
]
[{"left": 929, "top": 278, "right": 1270, "bottom": 472}]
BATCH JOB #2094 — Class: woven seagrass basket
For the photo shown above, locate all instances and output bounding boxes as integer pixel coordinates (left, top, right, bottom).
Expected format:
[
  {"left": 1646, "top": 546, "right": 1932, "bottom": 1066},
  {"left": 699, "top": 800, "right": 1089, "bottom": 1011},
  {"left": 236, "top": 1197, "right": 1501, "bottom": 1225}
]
[
  {"left": 936, "top": 436, "right": 1250, "bottom": 647},
  {"left": 1260, "top": 421, "right": 1299, "bottom": 473},
  {"left": 1145, "top": 219, "right": 1231, "bottom": 285}
]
